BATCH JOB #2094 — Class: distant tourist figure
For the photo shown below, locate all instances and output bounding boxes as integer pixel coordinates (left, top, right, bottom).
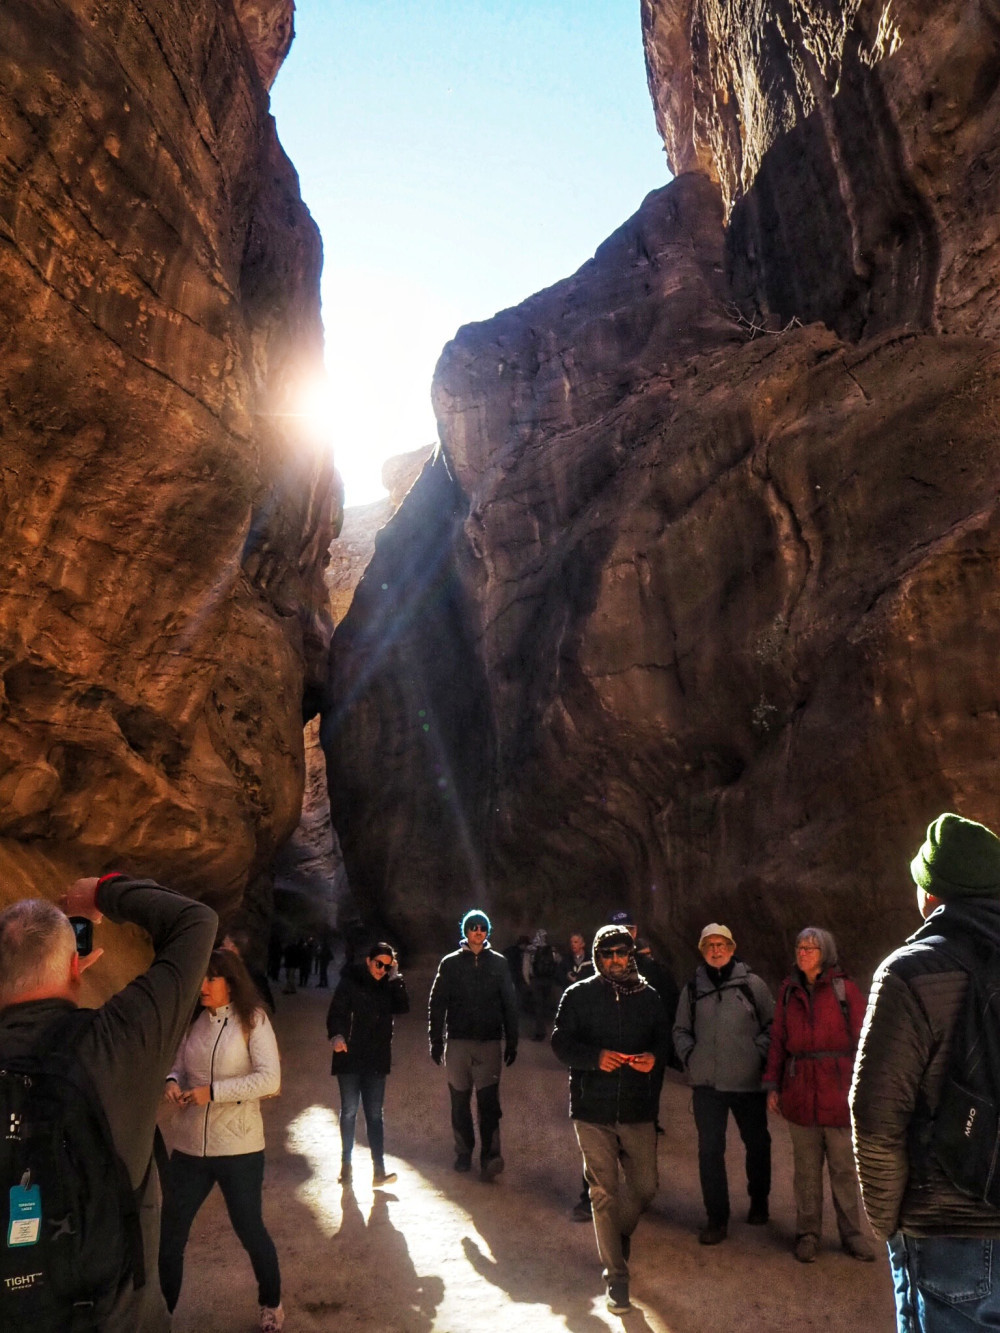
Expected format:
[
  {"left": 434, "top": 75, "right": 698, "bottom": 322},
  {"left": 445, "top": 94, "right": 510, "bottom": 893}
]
[
  {"left": 852, "top": 813, "right": 1000, "bottom": 1329},
  {"left": 527, "top": 929, "right": 561, "bottom": 1040},
  {"left": 562, "top": 930, "right": 594, "bottom": 988},
  {"left": 317, "top": 937, "right": 334, "bottom": 988},
  {"left": 551, "top": 924, "right": 671, "bottom": 1314},
  {"left": 281, "top": 940, "right": 299, "bottom": 995},
  {"left": 159, "top": 948, "right": 283, "bottom": 1332},
  {"left": 327, "top": 941, "right": 409, "bottom": 1185},
  {"left": 428, "top": 910, "right": 518, "bottom": 1180},
  {"left": 0, "top": 873, "right": 216, "bottom": 1331},
  {"left": 673, "top": 923, "right": 773, "bottom": 1244},
  {"left": 764, "top": 927, "right": 872, "bottom": 1263}
]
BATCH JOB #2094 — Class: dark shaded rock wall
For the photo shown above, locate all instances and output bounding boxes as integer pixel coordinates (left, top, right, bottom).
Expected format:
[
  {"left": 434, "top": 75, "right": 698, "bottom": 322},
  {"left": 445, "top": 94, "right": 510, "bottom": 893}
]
[
  {"left": 642, "top": 0, "right": 1000, "bottom": 342},
  {"left": 0, "top": 0, "right": 339, "bottom": 924},
  {"left": 326, "top": 2, "right": 1000, "bottom": 977}
]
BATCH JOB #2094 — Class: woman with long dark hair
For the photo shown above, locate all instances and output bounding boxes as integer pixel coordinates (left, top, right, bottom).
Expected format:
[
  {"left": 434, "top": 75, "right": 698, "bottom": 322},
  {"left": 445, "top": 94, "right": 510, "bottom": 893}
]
[
  {"left": 326, "top": 940, "right": 409, "bottom": 1185},
  {"left": 160, "top": 947, "right": 284, "bottom": 1332}
]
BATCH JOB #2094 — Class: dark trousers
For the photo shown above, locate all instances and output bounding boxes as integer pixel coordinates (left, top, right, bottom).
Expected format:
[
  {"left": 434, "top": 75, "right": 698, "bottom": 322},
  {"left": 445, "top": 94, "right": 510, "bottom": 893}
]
[
  {"left": 692, "top": 1086, "right": 771, "bottom": 1226},
  {"left": 337, "top": 1071, "right": 387, "bottom": 1165},
  {"left": 159, "top": 1149, "right": 281, "bottom": 1312},
  {"left": 449, "top": 1083, "right": 502, "bottom": 1163}
]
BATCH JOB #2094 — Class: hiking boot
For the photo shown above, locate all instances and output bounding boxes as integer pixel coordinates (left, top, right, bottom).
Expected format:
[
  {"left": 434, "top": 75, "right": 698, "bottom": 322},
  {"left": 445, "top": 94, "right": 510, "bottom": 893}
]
[
  {"left": 373, "top": 1169, "right": 398, "bottom": 1187},
  {"left": 698, "top": 1223, "right": 728, "bottom": 1245},
  {"left": 606, "top": 1280, "right": 631, "bottom": 1315},
  {"left": 260, "top": 1304, "right": 285, "bottom": 1332},
  {"left": 795, "top": 1234, "right": 819, "bottom": 1263},
  {"left": 571, "top": 1200, "right": 592, "bottom": 1222},
  {"left": 481, "top": 1155, "right": 504, "bottom": 1181},
  {"left": 842, "top": 1240, "right": 875, "bottom": 1262},
  {"left": 338, "top": 1162, "right": 352, "bottom": 1184},
  {"left": 747, "top": 1202, "right": 769, "bottom": 1225},
  {"left": 453, "top": 1153, "right": 472, "bottom": 1172}
]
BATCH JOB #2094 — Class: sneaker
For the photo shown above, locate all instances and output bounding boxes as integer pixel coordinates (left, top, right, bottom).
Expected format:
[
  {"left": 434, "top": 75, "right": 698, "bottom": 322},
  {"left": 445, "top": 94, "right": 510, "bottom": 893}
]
[
  {"left": 606, "top": 1280, "right": 631, "bottom": 1315},
  {"left": 454, "top": 1153, "right": 472, "bottom": 1172},
  {"left": 338, "top": 1162, "right": 352, "bottom": 1184},
  {"left": 260, "top": 1305, "right": 284, "bottom": 1332},
  {"left": 747, "top": 1202, "right": 769, "bottom": 1225},
  {"left": 481, "top": 1155, "right": 504, "bottom": 1181},
  {"left": 571, "top": 1201, "right": 592, "bottom": 1223},
  {"left": 698, "top": 1223, "right": 728, "bottom": 1245},
  {"left": 373, "top": 1170, "right": 398, "bottom": 1187},
  {"left": 842, "top": 1240, "right": 875, "bottom": 1262},
  {"left": 795, "top": 1234, "right": 818, "bottom": 1263}
]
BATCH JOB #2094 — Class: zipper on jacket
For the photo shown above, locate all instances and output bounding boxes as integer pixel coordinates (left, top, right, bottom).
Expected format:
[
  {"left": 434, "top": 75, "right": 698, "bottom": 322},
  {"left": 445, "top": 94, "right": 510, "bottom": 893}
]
[{"left": 203, "top": 1016, "right": 227, "bottom": 1156}]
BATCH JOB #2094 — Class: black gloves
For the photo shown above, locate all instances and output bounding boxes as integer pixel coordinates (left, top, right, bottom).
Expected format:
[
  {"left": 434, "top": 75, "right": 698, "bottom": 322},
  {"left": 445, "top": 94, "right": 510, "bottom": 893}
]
[
  {"left": 504, "top": 1045, "right": 517, "bottom": 1067},
  {"left": 430, "top": 1041, "right": 444, "bottom": 1066}
]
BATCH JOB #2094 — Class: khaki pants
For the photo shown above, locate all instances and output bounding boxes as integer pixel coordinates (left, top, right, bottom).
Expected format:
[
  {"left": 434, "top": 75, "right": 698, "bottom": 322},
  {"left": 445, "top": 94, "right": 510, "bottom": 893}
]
[
  {"left": 787, "top": 1122, "right": 864, "bottom": 1243},
  {"left": 574, "top": 1120, "right": 658, "bottom": 1281}
]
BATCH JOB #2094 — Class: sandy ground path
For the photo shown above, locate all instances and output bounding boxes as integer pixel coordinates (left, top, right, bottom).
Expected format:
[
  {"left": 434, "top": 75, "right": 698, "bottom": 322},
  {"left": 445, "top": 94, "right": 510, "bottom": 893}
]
[{"left": 170, "top": 967, "right": 894, "bottom": 1333}]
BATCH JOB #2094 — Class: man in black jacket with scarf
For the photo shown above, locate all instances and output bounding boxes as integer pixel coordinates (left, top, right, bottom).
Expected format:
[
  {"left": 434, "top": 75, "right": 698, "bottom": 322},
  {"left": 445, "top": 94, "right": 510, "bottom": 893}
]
[
  {"left": 552, "top": 924, "right": 672, "bottom": 1316},
  {"left": 851, "top": 813, "right": 1000, "bottom": 1331}
]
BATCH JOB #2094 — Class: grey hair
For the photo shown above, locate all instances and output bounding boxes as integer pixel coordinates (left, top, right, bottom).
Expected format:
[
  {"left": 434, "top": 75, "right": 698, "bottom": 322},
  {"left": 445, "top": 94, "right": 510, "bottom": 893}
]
[
  {"left": 796, "top": 926, "right": 838, "bottom": 971},
  {"left": 0, "top": 899, "right": 76, "bottom": 1006}
]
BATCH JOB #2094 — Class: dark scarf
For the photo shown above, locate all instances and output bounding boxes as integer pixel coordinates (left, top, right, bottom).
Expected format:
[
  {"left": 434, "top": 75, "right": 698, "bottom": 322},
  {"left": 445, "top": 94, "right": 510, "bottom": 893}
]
[{"left": 600, "top": 957, "right": 647, "bottom": 995}]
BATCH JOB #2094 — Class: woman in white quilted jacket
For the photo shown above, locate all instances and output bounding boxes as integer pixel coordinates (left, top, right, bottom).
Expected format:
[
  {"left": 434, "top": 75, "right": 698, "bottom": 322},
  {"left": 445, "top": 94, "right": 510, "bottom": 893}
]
[{"left": 159, "top": 947, "right": 284, "bottom": 1333}]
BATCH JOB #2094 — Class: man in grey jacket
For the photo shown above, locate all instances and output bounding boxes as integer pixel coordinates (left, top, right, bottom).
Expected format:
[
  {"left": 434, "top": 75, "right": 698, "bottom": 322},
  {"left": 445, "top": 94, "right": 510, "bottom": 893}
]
[
  {"left": 851, "top": 813, "right": 1000, "bottom": 1330},
  {"left": 0, "top": 872, "right": 217, "bottom": 1331},
  {"left": 673, "top": 922, "right": 774, "bottom": 1245}
]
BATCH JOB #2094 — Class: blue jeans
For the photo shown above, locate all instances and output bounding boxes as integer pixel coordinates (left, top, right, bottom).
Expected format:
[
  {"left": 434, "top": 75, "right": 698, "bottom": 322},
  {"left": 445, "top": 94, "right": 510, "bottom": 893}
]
[
  {"left": 337, "top": 1072, "right": 386, "bottom": 1163},
  {"left": 889, "top": 1233, "right": 1000, "bottom": 1330}
]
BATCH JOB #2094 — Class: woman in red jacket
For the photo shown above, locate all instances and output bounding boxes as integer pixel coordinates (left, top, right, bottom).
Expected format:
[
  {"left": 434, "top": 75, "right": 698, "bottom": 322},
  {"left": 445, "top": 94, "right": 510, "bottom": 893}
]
[{"left": 763, "top": 927, "right": 874, "bottom": 1264}]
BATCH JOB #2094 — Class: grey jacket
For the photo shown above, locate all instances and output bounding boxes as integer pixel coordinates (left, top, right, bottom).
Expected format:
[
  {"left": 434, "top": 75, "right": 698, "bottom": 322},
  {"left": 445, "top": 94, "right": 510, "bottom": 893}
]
[
  {"left": 850, "top": 897, "right": 1000, "bottom": 1240},
  {"left": 0, "top": 875, "right": 217, "bottom": 1330},
  {"left": 672, "top": 960, "right": 773, "bottom": 1092}
]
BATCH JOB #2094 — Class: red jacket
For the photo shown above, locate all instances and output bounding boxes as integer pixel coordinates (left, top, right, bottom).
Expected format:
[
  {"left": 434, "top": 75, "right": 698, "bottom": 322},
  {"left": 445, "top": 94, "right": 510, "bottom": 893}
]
[{"left": 763, "top": 968, "right": 866, "bottom": 1127}]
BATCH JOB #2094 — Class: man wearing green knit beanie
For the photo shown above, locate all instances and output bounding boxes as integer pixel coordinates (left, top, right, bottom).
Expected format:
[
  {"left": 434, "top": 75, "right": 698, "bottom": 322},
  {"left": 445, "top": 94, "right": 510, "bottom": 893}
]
[{"left": 851, "top": 812, "right": 1000, "bottom": 1330}]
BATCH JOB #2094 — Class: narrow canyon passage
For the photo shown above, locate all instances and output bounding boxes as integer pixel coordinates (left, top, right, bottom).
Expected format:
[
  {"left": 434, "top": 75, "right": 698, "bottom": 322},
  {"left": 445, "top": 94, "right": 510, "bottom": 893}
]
[{"left": 170, "top": 969, "right": 892, "bottom": 1332}]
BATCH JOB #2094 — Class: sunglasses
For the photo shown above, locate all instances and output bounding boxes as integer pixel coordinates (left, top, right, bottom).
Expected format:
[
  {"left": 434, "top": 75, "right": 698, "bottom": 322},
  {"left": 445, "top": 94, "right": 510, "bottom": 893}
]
[
  {"left": 371, "top": 958, "right": 393, "bottom": 971},
  {"left": 597, "top": 947, "right": 631, "bottom": 959}
]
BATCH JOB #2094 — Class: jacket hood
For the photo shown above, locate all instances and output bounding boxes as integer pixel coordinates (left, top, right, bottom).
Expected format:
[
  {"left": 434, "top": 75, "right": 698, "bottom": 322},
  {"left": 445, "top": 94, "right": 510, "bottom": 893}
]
[{"left": 910, "top": 895, "right": 1000, "bottom": 955}]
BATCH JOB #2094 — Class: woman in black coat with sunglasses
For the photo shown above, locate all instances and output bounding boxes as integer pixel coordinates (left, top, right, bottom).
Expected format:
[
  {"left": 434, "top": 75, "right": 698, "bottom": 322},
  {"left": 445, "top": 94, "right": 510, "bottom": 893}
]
[{"left": 326, "top": 941, "right": 409, "bottom": 1185}]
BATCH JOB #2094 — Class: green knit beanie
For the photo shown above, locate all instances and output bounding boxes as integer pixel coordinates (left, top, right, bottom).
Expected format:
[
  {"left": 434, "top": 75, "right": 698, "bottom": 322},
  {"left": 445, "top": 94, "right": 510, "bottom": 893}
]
[{"left": 910, "top": 813, "right": 1000, "bottom": 899}]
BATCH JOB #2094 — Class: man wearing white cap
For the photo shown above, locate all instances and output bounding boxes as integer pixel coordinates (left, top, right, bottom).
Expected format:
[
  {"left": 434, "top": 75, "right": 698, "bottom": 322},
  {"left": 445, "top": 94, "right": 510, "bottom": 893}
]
[{"left": 673, "top": 923, "right": 774, "bottom": 1245}]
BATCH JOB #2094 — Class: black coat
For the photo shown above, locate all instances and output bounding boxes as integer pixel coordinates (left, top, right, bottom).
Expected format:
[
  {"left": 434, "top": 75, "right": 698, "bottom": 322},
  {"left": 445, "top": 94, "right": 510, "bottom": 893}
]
[
  {"left": 551, "top": 973, "right": 671, "bottom": 1124},
  {"left": 428, "top": 943, "right": 519, "bottom": 1048},
  {"left": 326, "top": 963, "right": 409, "bottom": 1076}
]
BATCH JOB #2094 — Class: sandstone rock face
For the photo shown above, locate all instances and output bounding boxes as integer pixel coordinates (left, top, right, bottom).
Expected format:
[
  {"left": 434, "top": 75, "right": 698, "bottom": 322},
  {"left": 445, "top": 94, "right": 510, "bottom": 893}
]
[
  {"left": 642, "top": 0, "right": 1000, "bottom": 342},
  {"left": 0, "top": 1, "right": 339, "bottom": 922},
  {"left": 326, "top": 148, "right": 1000, "bottom": 975}
]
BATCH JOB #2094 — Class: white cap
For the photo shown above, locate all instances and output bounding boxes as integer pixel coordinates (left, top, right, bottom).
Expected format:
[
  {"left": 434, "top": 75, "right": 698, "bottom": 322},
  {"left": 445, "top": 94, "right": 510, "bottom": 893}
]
[{"left": 698, "top": 923, "right": 736, "bottom": 949}]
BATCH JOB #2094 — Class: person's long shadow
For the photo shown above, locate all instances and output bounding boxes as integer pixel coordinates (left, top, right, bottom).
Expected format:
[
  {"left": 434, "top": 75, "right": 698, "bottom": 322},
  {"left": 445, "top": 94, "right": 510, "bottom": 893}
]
[{"left": 335, "top": 1185, "right": 444, "bottom": 1331}]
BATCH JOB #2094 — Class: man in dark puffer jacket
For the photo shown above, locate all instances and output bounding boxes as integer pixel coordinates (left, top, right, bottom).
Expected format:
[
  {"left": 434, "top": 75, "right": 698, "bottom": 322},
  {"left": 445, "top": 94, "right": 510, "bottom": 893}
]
[
  {"left": 428, "top": 909, "right": 518, "bottom": 1180},
  {"left": 851, "top": 812, "right": 1000, "bottom": 1331},
  {"left": 551, "top": 925, "right": 671, "bottom": 1316}
]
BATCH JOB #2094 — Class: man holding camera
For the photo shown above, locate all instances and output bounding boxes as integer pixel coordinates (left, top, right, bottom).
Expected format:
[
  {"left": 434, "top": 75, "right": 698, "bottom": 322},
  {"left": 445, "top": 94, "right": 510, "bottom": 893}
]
[
  {"left": 551, "top": 924, "right": 672, "bottom": 1315},
  {"left": 0, "top": 872, "right": 216, "bottom": 1330}
]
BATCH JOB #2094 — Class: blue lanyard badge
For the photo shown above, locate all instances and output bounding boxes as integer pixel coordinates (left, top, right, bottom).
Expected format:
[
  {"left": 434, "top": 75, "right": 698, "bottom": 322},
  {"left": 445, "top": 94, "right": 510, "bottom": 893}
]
[{"left": 8, "top": 1182, "right": 41, "bottom": 1247}]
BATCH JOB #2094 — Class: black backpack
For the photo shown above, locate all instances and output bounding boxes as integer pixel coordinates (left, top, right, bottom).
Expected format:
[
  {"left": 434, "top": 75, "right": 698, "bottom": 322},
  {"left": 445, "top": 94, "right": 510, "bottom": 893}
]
[
  {"left": 930, "top": 935, "right": 1000, "bottom": 1209},
  {"left": 533, "top": 945, "right": 557, "bottom": 980},
  {"left": 0, "top": 1009, "right": 146, "bottom": 1332}
]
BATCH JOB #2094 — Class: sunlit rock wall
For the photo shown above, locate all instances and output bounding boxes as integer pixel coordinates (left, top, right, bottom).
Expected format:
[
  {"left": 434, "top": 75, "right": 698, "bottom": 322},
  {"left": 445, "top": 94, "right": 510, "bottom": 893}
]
[
  {"left": 0, "top": 0, "right": 340, "bottom": 928},
  {"left": 325, "top": 4, "right": 1000, "bottom": 976}
]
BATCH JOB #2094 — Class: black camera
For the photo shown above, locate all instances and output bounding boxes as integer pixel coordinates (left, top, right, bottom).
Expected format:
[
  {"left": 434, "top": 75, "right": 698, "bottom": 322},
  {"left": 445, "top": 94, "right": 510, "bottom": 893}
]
[{"left": 70, "top": 917, "right": 94, "bottom": 957}]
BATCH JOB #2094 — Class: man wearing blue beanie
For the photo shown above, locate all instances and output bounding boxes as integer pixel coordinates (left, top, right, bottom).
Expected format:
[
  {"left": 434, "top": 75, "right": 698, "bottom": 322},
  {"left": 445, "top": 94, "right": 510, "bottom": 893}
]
[
  {"left": 428, "top": 909, "right": 519, "bottom": 1179},
  {"left": 851, "top": 812, "right": 1000, "bottom": 1330}
]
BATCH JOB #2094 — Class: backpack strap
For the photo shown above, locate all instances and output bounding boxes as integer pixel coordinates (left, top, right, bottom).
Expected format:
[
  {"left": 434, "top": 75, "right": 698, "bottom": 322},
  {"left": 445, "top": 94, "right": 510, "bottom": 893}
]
[
  {"left": 33, "top": 1009, "right": 147, "bottom": 1294},
  {"left": 831, "top": 975, "right": 854, "bottom": 1051}
]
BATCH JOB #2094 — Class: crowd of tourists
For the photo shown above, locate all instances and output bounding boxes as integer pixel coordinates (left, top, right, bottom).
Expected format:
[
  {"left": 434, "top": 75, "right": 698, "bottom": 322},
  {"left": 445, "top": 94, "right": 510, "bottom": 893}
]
[{"left": 2, "top": 810, "right": 1000, "bottom": 1331}]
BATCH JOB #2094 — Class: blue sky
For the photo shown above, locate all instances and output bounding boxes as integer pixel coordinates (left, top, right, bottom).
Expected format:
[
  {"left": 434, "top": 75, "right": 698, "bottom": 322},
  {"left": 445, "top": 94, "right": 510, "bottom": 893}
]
[{"left": 270, "top": 1, "right": 669, "bottom": 504}]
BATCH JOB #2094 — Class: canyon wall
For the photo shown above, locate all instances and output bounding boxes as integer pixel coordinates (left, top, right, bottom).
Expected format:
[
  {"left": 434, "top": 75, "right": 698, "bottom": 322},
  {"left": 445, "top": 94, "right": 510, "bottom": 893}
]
[
  {"left": 0, "top": 0, "right": 339, "bottom": 959},
  {"left": 326, "top": 1, "right": 1000, "bottom": 977}
]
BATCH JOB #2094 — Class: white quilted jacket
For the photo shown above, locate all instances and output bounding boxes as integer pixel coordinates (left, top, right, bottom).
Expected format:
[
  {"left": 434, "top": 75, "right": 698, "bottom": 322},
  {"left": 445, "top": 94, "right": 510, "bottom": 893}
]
[{"left": 167, "top": 1005, "right": 281, "bottom": 1157}]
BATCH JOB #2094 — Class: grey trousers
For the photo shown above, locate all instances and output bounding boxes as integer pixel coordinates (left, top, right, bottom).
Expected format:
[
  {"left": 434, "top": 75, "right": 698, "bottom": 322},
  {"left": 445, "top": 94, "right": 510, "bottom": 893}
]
[
  {"left": 575, "top": 1120, "right": 658, "bottom": 1282},
  {"left": 787, "top": 1122, "right": 865, "bottom": 1243}
]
